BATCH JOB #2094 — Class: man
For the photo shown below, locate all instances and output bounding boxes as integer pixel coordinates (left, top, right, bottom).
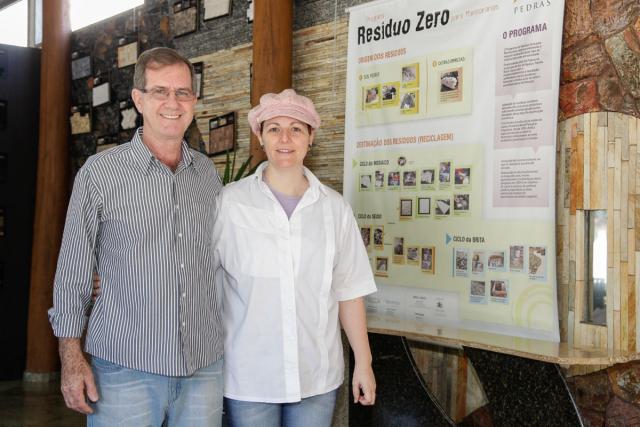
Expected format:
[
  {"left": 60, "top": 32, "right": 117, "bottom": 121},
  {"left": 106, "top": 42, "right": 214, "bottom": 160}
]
[{"left": 48, "top": 47, "right": 224, "bottom": 426}]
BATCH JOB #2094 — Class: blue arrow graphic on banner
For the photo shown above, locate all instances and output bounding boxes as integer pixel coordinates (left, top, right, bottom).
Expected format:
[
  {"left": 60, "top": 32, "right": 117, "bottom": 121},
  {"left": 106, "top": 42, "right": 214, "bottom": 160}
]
[{"left": 446, "top": 233, "right": 452, "bottom": 245}]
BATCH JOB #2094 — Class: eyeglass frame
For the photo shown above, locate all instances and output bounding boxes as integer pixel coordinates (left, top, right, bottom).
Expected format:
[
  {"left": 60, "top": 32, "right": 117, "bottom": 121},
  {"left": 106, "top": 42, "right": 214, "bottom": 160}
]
[{"left": 137, "top": 86, "right": 196, "bottom": 102}]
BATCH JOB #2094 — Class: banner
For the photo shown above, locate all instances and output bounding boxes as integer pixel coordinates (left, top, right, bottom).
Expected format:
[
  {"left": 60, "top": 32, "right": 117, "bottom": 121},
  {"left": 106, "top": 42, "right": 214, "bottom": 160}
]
[{"left": 343, "top": 0, "right": 564, "bottom": 341}]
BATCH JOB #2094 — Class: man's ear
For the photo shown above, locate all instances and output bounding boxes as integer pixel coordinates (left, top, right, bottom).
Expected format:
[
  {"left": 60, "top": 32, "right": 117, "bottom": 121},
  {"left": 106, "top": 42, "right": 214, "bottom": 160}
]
[{"left": 131, "top": 88, "right": 143, "bottom": 114}]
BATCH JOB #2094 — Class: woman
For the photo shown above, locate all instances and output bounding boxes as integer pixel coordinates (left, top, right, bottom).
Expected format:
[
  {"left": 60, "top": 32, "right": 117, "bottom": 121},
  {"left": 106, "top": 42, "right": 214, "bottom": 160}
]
[{"left": 214, "top": 89, "right": 376, "bottom": 426}]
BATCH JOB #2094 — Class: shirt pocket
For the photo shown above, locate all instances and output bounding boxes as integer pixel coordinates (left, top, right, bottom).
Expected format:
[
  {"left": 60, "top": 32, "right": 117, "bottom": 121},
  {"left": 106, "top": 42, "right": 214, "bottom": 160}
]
[{"left": 226, "top": 205, "right": 280, "bottom": 278}]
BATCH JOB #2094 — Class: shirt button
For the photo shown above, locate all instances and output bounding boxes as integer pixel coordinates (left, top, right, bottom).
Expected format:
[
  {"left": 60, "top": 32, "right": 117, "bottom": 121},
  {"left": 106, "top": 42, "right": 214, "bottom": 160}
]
[
  {"left": 175, "top": 204, "right": 179, "bottom": 210},
  {"left": 182, "top": 292, "right": 186, "bottom": 298},
  {"left": 182, "top": 321, "right": 186, "bottom": 326},
  {"left": 178, "top": 233, "right": 183, "bottom": 238},
  {"left": 180, "top": 263, "right": 184, "bottom": 268}
]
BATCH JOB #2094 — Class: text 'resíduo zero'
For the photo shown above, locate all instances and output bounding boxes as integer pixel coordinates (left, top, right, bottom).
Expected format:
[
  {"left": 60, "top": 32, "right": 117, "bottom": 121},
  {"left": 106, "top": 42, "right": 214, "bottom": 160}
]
[{"left": 357, "top": 10, "right": 450, "bottom": 45}]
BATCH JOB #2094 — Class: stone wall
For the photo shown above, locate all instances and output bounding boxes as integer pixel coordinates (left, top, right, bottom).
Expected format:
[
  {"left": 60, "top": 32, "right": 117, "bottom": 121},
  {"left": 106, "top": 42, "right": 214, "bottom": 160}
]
[
  {"left": 68, "top": 0, "right": 370, "bottom": 175},
  {"left": 559, "top": 1, "right": 640, "bottom": 424},
  {"left": 560, "top": 0, "right": 640, "bottom": 120}
]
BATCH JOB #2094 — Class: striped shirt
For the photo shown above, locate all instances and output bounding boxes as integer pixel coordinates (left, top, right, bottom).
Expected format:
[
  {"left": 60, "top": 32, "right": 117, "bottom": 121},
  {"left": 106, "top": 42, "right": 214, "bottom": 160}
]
[{"left": 48, "top": 128, "right": 224, "bottom": 376}]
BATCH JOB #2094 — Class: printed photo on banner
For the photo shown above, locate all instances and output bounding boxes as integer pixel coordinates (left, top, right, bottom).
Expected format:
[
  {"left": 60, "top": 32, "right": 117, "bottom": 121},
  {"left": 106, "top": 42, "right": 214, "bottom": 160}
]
[
  {"left": 490, "top": 280, "right": 509, "bottom": 303},
  {"left": 373, "top": 226, "right": 384, "bottom": 249},
  {"left": 417, "top": 197, "right": 431, "bottom": 217},
  {"left": 360, "top": 174, "right": 372, "bottom": 190},
  {"left": 454, "top": 166, "right": 471, "bottom": 188},
  {"left": 509, "top": 245, "right": 525, "bottom": 272},
  {"left": 401, "top": 63, "right": 419, "bottom": 89},
  {"left": 393, "top": 237, "right": 405, "bottom": 264},
  {"left": 407, "top": 246, "right": 419, "bottom": 265},
  {"left": 403, "top": 170, "right": 417, "bottom": 187},
  {"left": 455, "top": 248, "right": 469, "bottom": 277},
  {"left": 435, "top": 198, "right": 451, "bottom": 216},
  {"left": 382, "top": 82, "right": 400, "bottom": 106},
  {"left": 375, "top": 256, "right": 389, "bottom": 277},
  {"left": 399, "top": 198, "right": 413, "bottom": 219},
  {"left": 387, "top": 171, "right": 401, "bottom": 189},
  {"left": 363, "top": 84, "right": 381, "bottom": 109},
  {"left": 471, "top": 250, "right": 485, "bottom": 275},
  {"left": 360, "top": 226, "right": 371, "bottom": 249},
  {"left": 470, "top": 280, "right": 487, "bottom": 304},
  {"left": 453, "top": 194, "right": 470, "bottom": 214},
  {"left": 486, "top": 250, "right": 506, "bottom": 271},
  {"left": 439, "top": 68, "right": 463, "bottom": 103},
  {"left": 375, "top": 170, "right": 385, "bottom": 190},
  {"left": 438, "top": 161, "right": 451, "bottom": 188},
  {"left": 528, "top": 246, "right": 547, "bottom": 281},
  {"left": 400, "top": 90, "right": 418, "bottom": 114},
  {"left": 421, "top": 168, "right": 435, "bottom": 186},
  {"left": 421, "top": 246, "right": 435, "bottom": 274}
]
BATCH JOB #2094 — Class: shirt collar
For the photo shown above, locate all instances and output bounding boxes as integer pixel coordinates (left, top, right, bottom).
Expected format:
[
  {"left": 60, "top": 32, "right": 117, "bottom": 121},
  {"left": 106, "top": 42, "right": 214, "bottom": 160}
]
[
  {"left": 252, "top": 161, "right": 328, "bottom": 197},
  {"left": 129, "top": 127, "right": 198, "bottom": 175}
]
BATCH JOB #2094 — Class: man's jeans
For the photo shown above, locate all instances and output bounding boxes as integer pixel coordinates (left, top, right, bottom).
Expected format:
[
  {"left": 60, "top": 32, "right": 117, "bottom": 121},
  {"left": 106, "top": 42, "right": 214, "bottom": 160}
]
[
  {"left": 223, "top": 388, "right": 338, "bottom": 427},
  {"left": 88, "top": 357, "right": 224, "bottom": 427}
]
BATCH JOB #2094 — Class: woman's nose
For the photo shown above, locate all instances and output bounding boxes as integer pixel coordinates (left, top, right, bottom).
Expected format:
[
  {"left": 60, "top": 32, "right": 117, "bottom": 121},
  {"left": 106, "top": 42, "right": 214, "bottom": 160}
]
[{"left": 279, "top": 129, "right": 292, "bottom": 142}]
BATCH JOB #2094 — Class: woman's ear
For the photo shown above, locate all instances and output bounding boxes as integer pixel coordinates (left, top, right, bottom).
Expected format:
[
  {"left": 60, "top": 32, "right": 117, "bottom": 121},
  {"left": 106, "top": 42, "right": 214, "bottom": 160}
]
[{"left": 308, "top": 130, "right": 316, "bottom": 147}]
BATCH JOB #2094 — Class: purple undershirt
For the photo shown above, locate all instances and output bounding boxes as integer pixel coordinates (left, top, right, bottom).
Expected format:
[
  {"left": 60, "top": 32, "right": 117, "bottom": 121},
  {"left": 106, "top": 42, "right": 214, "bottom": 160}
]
[{"left": 267, "top": 184, "right": 302, "bottom": 219}]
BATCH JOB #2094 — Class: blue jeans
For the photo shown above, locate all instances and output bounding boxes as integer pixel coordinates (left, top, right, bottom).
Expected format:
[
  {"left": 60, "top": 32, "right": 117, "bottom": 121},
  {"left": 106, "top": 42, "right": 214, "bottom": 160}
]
[
  {"left": 88, "top": 357, "right": 224, "bottom": 427},
  {"left": 224, "top": 388, "right": 338, "bottom": 427}
]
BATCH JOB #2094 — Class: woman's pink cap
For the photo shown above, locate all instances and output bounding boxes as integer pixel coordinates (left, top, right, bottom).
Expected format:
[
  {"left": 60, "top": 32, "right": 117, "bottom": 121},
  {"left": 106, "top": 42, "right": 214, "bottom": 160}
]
[{"left": 247, "top": 89, "right": 321, "bottom": 137}]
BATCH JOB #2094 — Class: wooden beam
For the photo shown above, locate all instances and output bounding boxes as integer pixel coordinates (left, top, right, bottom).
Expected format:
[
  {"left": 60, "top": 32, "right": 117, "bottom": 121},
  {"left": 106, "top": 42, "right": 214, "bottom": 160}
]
[
  {"left": 24, "top": 0, "right": 71, "bottom": 376},
  {"left": 250, "top": 0, "right": 293, "bottom": 167}
]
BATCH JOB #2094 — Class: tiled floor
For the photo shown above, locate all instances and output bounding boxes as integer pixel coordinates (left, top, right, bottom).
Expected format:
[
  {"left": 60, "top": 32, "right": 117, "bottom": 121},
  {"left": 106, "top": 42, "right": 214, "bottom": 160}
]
[
  {"left": 0, "top": 377, "right": 348, "bottom": 426},
  {"left": 0, "top": 380, "right": 84, "bottom": 426}
]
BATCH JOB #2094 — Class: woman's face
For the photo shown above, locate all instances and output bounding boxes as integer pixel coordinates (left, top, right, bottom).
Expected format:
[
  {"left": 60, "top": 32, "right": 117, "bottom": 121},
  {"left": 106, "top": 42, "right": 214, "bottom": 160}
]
[{"left": 259, "top": 116, "right": 314, "bottom": 170}]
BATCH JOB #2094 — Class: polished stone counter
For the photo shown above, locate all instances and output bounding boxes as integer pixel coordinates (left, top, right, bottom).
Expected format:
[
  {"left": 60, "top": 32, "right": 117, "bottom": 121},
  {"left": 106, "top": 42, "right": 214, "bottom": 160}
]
[{"left": 366, "top": 314, "right": 639, "bottom": 365}]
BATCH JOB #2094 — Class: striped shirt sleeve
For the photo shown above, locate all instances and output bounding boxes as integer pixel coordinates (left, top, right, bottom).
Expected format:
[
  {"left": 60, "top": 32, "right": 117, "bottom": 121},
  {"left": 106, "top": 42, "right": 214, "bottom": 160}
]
[{"left": 48, "top": 164, "right": 102, "bottom": 338}]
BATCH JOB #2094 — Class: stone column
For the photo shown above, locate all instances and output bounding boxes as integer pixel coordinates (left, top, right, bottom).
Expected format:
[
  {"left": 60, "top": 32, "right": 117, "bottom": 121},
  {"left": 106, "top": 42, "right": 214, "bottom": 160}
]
[
  {"left": 24, "top": 0, "right": 71, "bottom": 379},
  {"left": 559, "top": 1, "right": 640, "bottom": 424},
  {"left": 249, "top": 0, "right": 293, "bottom": 166}
]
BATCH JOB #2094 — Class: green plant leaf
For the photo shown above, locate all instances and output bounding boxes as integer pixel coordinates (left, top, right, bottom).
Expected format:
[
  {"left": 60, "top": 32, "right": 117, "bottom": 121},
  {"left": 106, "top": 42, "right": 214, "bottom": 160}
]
[
  {"left": 234, "top": 155, "right": 253, "bottom": 182},
  {"left": 222, "top": 149, "right": 231, "bottom": 185}
]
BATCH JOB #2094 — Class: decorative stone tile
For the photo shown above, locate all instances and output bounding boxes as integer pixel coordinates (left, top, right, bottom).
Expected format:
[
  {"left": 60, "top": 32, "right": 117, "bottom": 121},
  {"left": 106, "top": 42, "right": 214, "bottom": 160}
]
[
  {"left": 563, "top": 0, "right": 594, "bottom": 49},
  {"left": 608, "top": 362, "right": 640, "bottom": 403},
  {"left": 560, "top": 80, "right": 600, "bottom": 117},
  {"left": 605, "top": 31, "right": 640, "bottom": 99},
  {"left": 567, "top": 369, "right": 611, "bottom": 412},
  {"left": 578, "top": 407, "right": 606, "bottom": 427},
  {"left": 562, "top": 41, "right": 609, "bottom": 83},
  {"left": 605, "top": 396, "right": 640, "bottom": 426},
  {"left": 591, "top": 0, "right": 640, "bottom": 39},
  {"left": 597, "top": 68, "right": 639, "bottom": 116}
]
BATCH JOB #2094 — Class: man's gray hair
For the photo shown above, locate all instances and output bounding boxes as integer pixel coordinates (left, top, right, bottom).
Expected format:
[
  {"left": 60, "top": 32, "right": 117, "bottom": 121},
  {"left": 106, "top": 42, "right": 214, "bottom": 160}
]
[{"left": 133, "top": 47, "right": 196, "bottom": 92}]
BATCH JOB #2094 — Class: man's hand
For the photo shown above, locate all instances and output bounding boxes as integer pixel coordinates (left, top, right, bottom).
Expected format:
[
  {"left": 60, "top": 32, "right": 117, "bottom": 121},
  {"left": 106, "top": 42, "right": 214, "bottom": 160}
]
[{"left": 59, "top": 338, "right": 99, "bottom": 414}]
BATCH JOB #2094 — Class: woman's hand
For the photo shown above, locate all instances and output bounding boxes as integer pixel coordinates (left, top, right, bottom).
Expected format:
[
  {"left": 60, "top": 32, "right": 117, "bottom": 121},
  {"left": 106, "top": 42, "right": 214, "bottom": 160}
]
[
  {"left": 92, "top": 272, "right": 101, "bottom": 302},
  {"left": 352, "top": 361, "right": 376, "bottom": 405}
]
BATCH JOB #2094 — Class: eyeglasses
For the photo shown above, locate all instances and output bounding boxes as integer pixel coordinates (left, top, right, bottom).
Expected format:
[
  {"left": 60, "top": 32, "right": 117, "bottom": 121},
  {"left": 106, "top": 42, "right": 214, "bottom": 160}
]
[{"left": 139, "top": 87, "right": 195, "bottom": 102}]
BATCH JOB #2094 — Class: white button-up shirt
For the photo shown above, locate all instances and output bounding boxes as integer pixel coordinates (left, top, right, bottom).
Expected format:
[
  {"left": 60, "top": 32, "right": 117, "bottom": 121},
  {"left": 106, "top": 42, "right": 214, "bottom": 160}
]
[{"left": 213, "top": 162, "right": 376, "bottom": 403}]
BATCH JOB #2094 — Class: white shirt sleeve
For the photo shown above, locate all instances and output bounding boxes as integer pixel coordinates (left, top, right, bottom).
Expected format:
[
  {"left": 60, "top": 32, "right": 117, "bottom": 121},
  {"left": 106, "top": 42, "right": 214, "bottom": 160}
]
[{"left": 331, "top": 199, "right": 377, "bottom": 301}]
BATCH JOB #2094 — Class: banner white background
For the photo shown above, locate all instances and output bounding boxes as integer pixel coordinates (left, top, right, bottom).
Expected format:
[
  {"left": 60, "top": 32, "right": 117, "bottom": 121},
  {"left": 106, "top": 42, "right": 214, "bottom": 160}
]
[{"left": 343, "top": 0, "right": 564, "bottom": 341}]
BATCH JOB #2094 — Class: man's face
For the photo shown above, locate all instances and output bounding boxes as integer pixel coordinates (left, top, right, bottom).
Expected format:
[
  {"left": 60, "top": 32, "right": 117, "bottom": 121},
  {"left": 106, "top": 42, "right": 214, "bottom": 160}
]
[{"left": 131, "top": 62, "right": 196, "bottom": 144}]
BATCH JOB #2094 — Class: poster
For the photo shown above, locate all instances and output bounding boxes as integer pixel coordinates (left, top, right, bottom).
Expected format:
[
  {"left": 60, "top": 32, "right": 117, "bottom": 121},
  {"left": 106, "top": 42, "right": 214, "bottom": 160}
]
[{"left": 344, "top": 0, "right": 564, "bottom": 341}]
